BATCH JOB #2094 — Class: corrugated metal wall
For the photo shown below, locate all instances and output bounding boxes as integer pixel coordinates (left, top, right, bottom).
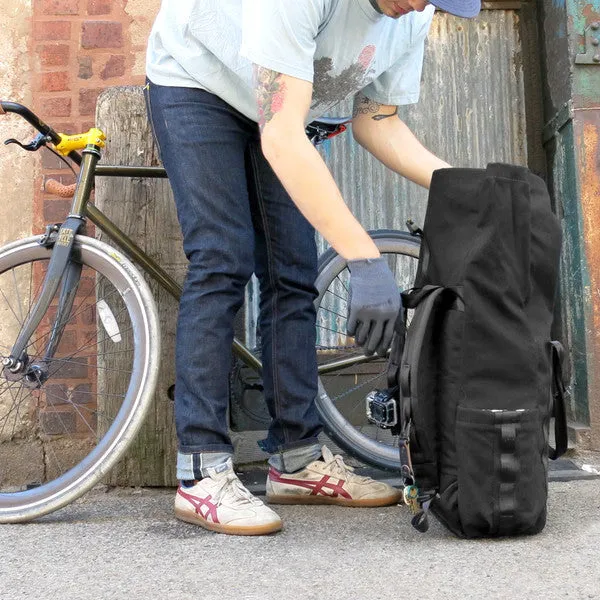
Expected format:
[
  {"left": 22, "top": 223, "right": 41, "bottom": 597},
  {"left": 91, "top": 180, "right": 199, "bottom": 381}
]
[{"left": 320, "top": 11, "right": 529, "bottom": 243}]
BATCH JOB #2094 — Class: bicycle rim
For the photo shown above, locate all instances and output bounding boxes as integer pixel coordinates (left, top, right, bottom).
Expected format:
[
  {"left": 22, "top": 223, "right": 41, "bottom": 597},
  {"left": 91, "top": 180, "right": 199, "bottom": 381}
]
[
  {"left": 0, "top": 236, "right": 159, "bottom": 522},
  {"left": 315, "top": 231, "right": 420, "bottom": 471}
]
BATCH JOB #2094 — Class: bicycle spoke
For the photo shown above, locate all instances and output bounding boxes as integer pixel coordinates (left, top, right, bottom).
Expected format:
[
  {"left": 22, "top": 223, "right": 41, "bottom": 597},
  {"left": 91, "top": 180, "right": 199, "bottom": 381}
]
[
  {"left": 0, "top": 380, "right": 122, "bottom": 428},
  {"left": 316, "top": 323, "right": 352, "bottom": 338},
  {"left": 317, "top": 305, "right": 347, "bottom": 320},
  {"left": 11, "top": 269, "right": 25, "bottom": 324},
  {"left": 43, "top": 387, "right": 96, "bottom": 437},
  {"left": 334, "top": 273, "right": 350, "bottom": 295},
  {"left": 0, "top": 286, "right": 25, "bottom": 330},
  {"left": 47, "top": 355, "right": 133, "bottom": 377},
  {"left": 0, "top": 380, "right": 31, "bottom": 441},
  {"left": 0, "top": 263, "right": 45, "bottom": 334},
  {"left": 18, "top": 279, "right": 125, "bottom": 356},
  {"left": 322, "top": 287, "right": 349, "bottom": 305}
]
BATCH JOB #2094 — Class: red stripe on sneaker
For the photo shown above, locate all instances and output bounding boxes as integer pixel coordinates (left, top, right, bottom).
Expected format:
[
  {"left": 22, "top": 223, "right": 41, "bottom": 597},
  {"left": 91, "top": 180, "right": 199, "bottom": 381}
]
[
  {"left": 268, "top": 467, "right": 352, "bottom": 499},
  {"left": 178, "top": 488, "right": 220, "bottom": 523}
]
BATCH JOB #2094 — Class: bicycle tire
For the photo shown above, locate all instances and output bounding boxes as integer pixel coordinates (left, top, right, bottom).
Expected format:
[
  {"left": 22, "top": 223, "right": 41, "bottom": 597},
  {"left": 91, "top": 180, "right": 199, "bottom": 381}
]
[
  {"left": 314, "top": 230, "right": 420, "bottom": 471},
  {"left": 0, "top": 235, "right": 160, "bottom": 522}
]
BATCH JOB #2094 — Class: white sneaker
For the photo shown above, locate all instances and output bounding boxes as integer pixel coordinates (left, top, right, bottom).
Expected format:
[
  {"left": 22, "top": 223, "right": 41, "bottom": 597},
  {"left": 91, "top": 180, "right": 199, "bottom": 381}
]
[
  {"left": 266, "top": 446, "right": 402, "bottom": 507},
  {"left": 175, "top": 458, "right": 282, "bottom": 535}
]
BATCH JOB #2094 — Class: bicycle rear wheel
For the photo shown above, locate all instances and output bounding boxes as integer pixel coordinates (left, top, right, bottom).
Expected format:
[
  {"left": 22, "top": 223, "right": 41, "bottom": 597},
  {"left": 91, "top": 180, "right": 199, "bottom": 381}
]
[
  {"left": 315, "top": 230, "right": 420, "bottom": 471},
  {"left": 0, "top": 235, "right": 160, "bottom": 522}
]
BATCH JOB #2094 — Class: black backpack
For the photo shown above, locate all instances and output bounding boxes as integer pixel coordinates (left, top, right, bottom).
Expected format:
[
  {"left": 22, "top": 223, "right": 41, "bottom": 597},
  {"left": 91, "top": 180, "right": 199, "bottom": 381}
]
[{"left": 387, "top": 163, "right": 568, "bottom": 538}]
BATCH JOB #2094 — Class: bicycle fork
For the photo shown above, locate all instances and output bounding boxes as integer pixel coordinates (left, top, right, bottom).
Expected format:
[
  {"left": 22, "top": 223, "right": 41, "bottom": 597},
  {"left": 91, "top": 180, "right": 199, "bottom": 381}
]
[
  {"left": 2, "top": 216, "right": 86, "bottom": 388},
  {"left": 1, "top": 143, "right": 102, "bottom": 387}
]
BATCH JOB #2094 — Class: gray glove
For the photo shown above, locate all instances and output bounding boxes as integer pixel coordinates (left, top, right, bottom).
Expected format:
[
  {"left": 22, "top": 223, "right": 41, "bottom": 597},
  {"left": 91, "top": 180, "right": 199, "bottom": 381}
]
[{"left": 347, "top": 258, "right": 401, "bottom": 356}]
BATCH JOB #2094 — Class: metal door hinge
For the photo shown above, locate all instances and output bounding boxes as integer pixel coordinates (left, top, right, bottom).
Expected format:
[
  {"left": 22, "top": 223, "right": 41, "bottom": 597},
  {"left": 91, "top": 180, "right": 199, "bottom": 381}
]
[{"left": 575, "top": 22, "right": 600, "bottom": 65}]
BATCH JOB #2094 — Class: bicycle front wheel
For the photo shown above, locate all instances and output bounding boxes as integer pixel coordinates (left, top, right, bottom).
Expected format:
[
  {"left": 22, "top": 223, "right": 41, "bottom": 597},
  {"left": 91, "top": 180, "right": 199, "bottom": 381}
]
[
  {"left": 315, "top": 230, "right": 420, "bottom": 471},
  {"left": 0, "top": 235, "right": 160, "bottom": 522}
]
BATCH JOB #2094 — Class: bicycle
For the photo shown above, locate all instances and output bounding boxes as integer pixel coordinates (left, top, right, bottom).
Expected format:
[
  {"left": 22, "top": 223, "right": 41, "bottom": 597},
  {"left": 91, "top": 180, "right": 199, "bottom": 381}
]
[{"left": 0, "top": 99, "right": 421, "bottom": 523}]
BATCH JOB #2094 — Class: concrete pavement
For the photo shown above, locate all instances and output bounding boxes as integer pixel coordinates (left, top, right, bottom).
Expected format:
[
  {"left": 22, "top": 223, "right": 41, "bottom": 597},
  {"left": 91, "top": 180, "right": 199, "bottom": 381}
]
[{"left": 1, "top": 460, "right": 599, "bottom": 600}]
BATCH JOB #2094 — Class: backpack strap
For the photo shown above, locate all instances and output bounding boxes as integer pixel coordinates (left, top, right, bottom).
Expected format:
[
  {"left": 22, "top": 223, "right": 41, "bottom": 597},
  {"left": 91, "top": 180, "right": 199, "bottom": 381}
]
[
  {"left": 385, "top": 284, "right": 444, "bottom": 388},
  {"left": 395, "top": 285, "right": 456, "bottom": 531},
  {"left": 397, "top": 286, "right": 455, "bottom": 460},
  {"left": 394, "top": 286, "right": 448, "bottom": 478},
  {"left": 549, "top": 340, "right": 569, "bottom": 460},
  {"left": 386, "top": 309, "right": 406, "bottom": 389}
]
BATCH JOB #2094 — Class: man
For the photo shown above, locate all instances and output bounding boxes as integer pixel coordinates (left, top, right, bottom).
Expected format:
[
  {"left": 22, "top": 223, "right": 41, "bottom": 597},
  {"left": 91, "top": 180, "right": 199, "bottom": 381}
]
[{"left": 145, "top": 0, "right": 480, "bottom": 536}]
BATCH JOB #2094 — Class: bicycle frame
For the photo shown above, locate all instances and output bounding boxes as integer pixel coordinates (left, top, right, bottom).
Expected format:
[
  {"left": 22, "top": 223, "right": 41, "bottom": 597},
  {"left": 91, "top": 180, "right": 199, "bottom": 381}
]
[
  {"left": 88, "top": 163, "right": 265, "bottom": 371},
  {"left": 0, "top": 101, "right": 373, "bottom": 380},
  {"left": 89, "top": 165, "right": 374, "bottom": 375}
]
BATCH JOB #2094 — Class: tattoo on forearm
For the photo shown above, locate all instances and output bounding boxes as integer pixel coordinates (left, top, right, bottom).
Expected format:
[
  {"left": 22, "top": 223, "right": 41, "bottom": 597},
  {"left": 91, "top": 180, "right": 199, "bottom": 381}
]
[
  {"left": 254, "top": 66, "right": 287, "bottom": 133},
  {"left": 353, "top": 94, "right": 398, "bottom": 121}
]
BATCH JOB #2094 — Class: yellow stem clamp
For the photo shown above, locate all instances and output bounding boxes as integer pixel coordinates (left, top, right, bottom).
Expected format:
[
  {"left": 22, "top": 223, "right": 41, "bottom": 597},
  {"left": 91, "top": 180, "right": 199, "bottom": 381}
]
[{"left": 54, "top": 128, "right": 106, "bottom": 155}]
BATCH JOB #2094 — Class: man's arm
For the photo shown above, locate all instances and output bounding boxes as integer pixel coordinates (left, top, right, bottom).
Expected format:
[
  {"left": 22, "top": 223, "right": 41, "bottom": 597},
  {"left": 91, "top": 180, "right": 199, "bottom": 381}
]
[
  {"left": 351, "top": 92, "right": 449, "bottom": 189},
  {"left": 254, "top": 66, "right": 379, "bottom": 260},
  {"left": 255, "top": 67, "right": 403, "bottom": 355}
]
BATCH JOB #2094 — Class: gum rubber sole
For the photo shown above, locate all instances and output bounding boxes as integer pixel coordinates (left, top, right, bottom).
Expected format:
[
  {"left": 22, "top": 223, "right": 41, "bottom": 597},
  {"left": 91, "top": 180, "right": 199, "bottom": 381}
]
[
  {"left": 175, "top": 507, "right": 283, "bottom": 536},
  {"left": 265, "top": 491, "right": 402, "bottom": 507}
]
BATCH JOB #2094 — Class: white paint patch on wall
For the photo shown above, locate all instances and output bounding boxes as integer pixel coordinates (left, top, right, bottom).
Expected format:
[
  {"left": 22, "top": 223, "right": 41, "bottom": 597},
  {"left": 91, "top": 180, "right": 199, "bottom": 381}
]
[
  {"left": 125, "top": 0, "right": 161, "bottom": 78},
  {"left": 0, "top": 0, "right": 35, "bottom": 247},
  {"left": 0, "top": 1, "right": 36, "bottom": 438}
]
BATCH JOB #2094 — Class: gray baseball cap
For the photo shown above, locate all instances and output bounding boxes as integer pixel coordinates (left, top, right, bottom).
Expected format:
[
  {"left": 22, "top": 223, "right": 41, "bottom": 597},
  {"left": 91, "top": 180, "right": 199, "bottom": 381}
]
[{"left": 430, "top": 0, "right": 481, "bottom": 17}]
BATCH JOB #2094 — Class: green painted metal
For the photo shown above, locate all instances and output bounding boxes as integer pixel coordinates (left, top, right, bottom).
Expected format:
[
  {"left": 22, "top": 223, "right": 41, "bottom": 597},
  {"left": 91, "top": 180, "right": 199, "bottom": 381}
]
[
  {"left": 574, "top": 21, "right": 600, "bottom": 64},
  {"left": 550, "top": 121, "right": 589, "bottom": 423}
]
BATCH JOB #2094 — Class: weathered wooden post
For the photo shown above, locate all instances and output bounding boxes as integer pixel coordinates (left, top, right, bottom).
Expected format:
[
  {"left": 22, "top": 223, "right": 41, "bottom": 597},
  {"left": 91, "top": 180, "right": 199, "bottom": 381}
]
[{"left": 95, "top": 86, "right": 184, "bottom": 486}]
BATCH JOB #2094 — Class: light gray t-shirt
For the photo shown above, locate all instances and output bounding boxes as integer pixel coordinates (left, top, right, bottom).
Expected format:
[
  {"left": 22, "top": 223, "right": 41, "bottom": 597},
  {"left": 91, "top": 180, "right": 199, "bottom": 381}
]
[{"left": 146, "top": 0, "right": 435, "bottom": 123}]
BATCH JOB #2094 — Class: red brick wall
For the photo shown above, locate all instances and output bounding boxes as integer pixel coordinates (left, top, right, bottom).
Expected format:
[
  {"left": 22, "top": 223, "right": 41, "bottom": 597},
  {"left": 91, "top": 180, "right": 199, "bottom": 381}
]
[
  {"left": 31, "top": 0, "right": 156, "bottom": 232},
  {"left": 33, "top": 0, "right": 145, "bottom": 129}
]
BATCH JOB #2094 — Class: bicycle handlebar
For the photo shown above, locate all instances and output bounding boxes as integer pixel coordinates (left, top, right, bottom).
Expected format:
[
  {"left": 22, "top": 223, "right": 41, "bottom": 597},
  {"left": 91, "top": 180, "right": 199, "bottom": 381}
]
[
  {"left": 0, "top": 101, "right": 62, "bottom": 145},
  {"left": 0, "top": 100, "right": 350, "bottom": 182}
]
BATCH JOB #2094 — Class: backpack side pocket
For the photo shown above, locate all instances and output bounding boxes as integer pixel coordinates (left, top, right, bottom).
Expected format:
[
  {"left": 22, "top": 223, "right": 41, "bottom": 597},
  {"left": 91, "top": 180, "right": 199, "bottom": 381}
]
[{"left": 455, "top": 406, "right": 547, "bottom": 537}]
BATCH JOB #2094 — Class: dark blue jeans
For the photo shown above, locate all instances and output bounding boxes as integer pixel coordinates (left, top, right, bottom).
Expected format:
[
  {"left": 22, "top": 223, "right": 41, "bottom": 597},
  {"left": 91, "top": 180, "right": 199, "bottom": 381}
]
[{"left": 145, "top": 81, "right": 322, "bottom": 467}]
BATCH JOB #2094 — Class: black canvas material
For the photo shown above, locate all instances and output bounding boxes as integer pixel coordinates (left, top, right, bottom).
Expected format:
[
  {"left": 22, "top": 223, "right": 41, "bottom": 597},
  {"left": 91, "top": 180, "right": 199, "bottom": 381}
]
[{"left": 393, "top": 163, "right": 567, "bottom": 538}]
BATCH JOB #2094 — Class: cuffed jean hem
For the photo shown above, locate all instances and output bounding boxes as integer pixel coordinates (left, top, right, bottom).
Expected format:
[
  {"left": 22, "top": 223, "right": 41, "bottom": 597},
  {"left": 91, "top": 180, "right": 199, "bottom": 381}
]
[
  {"left": 266, "top": 440, "right": 322, "bottom": 473},
  {"left": 257, "top": 435, "right": 322, "bottom": 455},
  {"left": 177, "top": 450, "right": 233, "bottom": 481},
  {"left": 178, "top": 443, "right": 234, "bottom": 454}
]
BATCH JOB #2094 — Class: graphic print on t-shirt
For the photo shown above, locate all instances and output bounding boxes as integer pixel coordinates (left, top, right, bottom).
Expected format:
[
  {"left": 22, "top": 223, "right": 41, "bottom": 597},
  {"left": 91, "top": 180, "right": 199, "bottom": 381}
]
[
  {"left": 147, "top": 2, "right": 435, "bottom": 122},
  {"left": 311, "top": 45, "right": 377, "bottom": 113}
]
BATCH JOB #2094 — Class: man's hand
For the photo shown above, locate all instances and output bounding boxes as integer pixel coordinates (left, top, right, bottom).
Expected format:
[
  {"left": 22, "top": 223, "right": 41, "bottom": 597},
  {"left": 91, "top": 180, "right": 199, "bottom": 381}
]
[{"left": 347, "top": 258, "right": 401, "bottom": 356}]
